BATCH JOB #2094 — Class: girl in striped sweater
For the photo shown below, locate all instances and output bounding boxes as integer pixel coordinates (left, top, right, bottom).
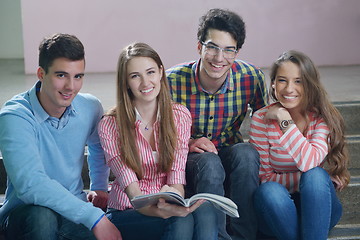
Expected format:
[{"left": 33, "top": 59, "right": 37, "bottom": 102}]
[
  {"left": 98, "top": 42, "right": 217, "bottom": 240},
  {"left": 249, "top": 50, "right": 350, "bottom": 240}
]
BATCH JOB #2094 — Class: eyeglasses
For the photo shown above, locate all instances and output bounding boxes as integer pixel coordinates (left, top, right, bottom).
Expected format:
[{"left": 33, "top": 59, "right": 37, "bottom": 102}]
[{"left": 201, "top": 42, "right": 238, "bottom": 59}]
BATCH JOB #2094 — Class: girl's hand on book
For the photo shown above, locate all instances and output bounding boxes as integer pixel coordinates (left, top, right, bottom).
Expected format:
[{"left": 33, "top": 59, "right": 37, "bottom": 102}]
[{"left": 156, "top": 198, "right": 205, "bottom": 218}]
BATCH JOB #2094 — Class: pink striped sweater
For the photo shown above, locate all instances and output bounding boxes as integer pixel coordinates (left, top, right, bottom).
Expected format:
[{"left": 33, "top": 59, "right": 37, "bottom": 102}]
[
  {"left": 249, "top": 103, "right": 330, "bottom": 193},
  {"left": 98, "top": 103, "right": 191, "bottom": 210}
]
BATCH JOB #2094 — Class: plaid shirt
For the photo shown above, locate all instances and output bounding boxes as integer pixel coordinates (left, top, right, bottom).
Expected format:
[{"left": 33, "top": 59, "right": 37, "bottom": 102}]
[{"left": 166, "top": 59, "right": 268, "bottom": 149}]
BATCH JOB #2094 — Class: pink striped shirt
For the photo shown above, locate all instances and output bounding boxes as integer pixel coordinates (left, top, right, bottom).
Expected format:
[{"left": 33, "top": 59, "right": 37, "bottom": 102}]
[
  {"left": 249, "top": 103, "right": 330, "bottom": 193},
  {"left": 98, "top": 103, "right": 191, "bottom": 210}
]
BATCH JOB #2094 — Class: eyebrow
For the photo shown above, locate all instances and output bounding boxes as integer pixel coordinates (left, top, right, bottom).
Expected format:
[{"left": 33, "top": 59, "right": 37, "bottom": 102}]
[
  {"left": 128, "top": 71, "right": 138, "bottom": 76},
  {"left": 128, "top": 67, "right": 156, "bottom": 75},
  {"left": 54, "top": 71, "right": 85, "bottom": 76},
  {"left": 206, "top": 41, "right": 236, "bottom": 49},
  {"left": 54, "top": 71, "right": 68, "bottom": 75},
  {"left": 276, "top": 76, "right": 301, "bottom": 80}
]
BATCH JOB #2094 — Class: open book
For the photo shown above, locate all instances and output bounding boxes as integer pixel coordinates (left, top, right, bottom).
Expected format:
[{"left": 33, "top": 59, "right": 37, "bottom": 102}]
[{"left": 130, "top": 192, "right": 239, "bottom": 218}]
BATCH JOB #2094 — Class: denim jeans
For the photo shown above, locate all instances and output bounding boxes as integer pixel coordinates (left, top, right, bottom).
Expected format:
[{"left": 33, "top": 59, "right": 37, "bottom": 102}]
[
  {"left": 186, "top": 143, "right": 260, "bottom": 240},
  {"left": 106, "top": 201, "right": 217, "bottom": 240},
  {"left": 254, "top": 167, "right": 342, "bottom": 240},
  {"left": 5, "top": 204, "right": 96, "bottom": 240}
]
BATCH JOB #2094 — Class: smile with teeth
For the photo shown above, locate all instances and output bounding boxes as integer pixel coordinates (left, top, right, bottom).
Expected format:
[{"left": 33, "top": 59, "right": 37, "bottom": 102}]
[
  {"left": 283, "top": 96, "right": 297, "bottom": 99},
  {"left": 141, "top": 88, "right": 154, "bottom": 93},
  {"left": 60, "top": 92, "right": 72, "bottom": 98},
  {"left": 211, "top": 63, "right": 224, "bottom": 69}
]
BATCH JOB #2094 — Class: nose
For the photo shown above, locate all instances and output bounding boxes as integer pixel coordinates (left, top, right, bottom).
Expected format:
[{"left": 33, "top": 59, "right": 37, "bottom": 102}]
[
  {"left": 64, "top": 78, "right": 75, "bottom": 90},
  {"left": 214, "top": 49, "right": 225, "bottom": 61},
  {"left": 140, "top": 75, "right": 151, "bottom": 86},
  {"left": 285, "top": 81, "right": 295, "bottom": 92}
]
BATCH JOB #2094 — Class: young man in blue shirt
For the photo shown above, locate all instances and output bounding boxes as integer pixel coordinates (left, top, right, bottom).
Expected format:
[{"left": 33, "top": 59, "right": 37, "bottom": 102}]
[
  {"left": 167, "top": 9, "right": 269, "bottom": 240},
  {"left": 0, "top": 33, "right": 122, "bottom": 240}
]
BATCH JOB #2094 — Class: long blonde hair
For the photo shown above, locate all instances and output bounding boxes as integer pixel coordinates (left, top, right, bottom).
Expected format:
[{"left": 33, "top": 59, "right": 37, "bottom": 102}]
[
  {"left": 107, "top": 42, "right": 177, "bottom": 179},
  {"left": 270, "top": 50, "right": 350, "bottom": 188}
]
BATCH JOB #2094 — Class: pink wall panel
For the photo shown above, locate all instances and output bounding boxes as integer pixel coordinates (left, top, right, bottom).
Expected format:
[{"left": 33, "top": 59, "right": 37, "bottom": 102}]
[{"left": 21, "top": 0, "right": 360, "bottom": 74}]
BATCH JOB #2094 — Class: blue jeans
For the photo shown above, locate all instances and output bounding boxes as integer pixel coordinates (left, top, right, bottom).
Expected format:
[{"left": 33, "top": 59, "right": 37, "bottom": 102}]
[
  {"left": 5, "top": 204, "right": 95, "bottom": 240},
  {"left": 254, "top": 167, "right": 342, "bottom": 240},
  {"left": 106, "top": 201, "right": 217, "bottom": 240},
  {"left": 186, "top": 143, "right": 260, "bottom": 240}
]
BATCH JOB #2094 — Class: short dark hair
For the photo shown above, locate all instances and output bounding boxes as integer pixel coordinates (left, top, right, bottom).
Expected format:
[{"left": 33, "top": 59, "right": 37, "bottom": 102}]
[
  {"left": 197, "top": 8, "right": 246, "bottom": 50},
  {"left": 38, "top": 33, "right": 85, "bottom": 73}
]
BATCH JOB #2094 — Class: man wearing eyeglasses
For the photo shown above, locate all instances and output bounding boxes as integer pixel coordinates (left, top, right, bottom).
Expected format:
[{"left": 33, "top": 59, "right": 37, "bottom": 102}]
[{"left": 166, "top": 8, "right": 268, "bottom": 240}]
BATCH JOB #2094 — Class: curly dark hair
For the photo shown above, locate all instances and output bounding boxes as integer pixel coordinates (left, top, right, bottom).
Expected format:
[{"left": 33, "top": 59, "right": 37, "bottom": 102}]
[{"left": 197, "top": 8, "right": 246, "bottom": 49}]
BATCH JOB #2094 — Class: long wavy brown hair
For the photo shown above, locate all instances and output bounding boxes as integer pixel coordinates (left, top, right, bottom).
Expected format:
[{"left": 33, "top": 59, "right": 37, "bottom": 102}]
[
  {"left": 269, "top": 50, "right": 350, "bottom": 188},
  {"left": 106, "top": 42, "right": 177, "bottom": 179}
]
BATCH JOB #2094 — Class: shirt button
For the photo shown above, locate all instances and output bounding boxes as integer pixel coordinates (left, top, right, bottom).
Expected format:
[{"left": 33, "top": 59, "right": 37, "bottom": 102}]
[
  {"left": 207, "top": 133, "right": 212, "bottom": 137},
  {"left": 210, "top": 96, "right": 214, "bottom": 101},
  {"left": 209, "top": 116, "right": 214, "bottom": 120}
]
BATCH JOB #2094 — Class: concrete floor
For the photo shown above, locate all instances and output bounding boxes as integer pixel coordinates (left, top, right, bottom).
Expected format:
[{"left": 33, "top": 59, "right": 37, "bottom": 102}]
[{"left": 1, "top": 59, "right": 359, "bottom": 112}]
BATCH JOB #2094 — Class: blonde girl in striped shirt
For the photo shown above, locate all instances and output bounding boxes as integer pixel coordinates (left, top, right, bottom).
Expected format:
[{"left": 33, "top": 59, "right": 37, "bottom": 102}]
[
  {"left": 249, "top": 50, "right": 350, "bottom": 240},
  {"left": 98, "top": 42, "right": 217, "bottom": 240}
]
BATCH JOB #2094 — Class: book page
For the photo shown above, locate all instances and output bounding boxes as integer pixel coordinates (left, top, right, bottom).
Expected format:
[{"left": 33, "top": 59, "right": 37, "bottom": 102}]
[
  {"left": 131, "top": 192, "right": 186, "bottom": 209},
  {"left": 131, "top": 192, "right": 239, "bottom": 218},
  {"left": 188, "top": 193, "right": 239, "bottom": 218}
]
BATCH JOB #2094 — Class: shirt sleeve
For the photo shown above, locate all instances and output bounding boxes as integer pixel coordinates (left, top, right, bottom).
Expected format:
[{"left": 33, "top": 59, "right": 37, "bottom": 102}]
[
  {"left": 249, "top": 69, "right": 269, "bottom": 113},
  {"left": 86, "top": 99, "right": 110, "bottom": 191},
  {"left": 98, "top": 116, "right": 138, "bottom": 191},
  {"left": 278, "top": 117, "right": 329, "bottom": 172},
  {"left": 0, "top": 113, "right": 104, "bottom": 229},
  {"left": 249, "top": 108, "right": 301, "bottom": 192},
  {"left": 166, "top": 104, "right": 191, "bottom": 185}
]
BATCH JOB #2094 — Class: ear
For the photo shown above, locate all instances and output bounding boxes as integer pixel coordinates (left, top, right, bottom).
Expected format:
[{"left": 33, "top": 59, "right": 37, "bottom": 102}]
[
  {"left": 271, "top": 81, "right": 275, "bottom": 88},
  {"left": 235, "top": 48, "right": 240, "bottom": 58},
  {"left": 197, "top": 41, "right": 202, "bottom": 55},
  {"left": 37, "top": 67, "right": 45, "bottom": 81},
  {"left": 160, "top": 65, "right": 164, "bottom": 76}
]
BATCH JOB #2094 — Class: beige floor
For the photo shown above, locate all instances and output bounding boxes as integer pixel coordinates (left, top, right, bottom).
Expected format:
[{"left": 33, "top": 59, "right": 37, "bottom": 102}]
[{"left": 1, "top": 59, "right": 359, "bottom": 112}]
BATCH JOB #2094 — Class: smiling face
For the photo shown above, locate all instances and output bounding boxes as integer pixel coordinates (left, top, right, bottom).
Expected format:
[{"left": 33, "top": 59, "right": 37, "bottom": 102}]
[
  {"left": 198, "top": 29, "right": 238, "bottom": 90},
  {"left": 127, "top": 56, "right": 162, "bottom": 107},
  {"left": 37, "top": 57, "right": 84, "bottom": 118},
  {"left": 272, "top": 61, "right": 304, "bottom": 113}
]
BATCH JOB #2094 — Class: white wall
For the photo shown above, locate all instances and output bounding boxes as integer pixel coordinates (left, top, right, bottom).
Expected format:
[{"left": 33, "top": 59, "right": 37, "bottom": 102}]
[
  {"left": 6, "top": 0, "right": 360, "bottom": 73},
  {"left": 0, "top": 0, "right": 23, "bottom": 58}
]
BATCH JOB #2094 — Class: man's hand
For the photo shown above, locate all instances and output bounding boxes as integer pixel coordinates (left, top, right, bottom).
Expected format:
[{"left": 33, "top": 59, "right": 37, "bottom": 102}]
[
  {"left": 88, "top": 190, "right": 108, "bottom": 210},
  {"left": 92, "top": 216, "right": 122, "bottom": 240},
  {"left": 189, "top": 137, "right": 218, "bottom": 154}
]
